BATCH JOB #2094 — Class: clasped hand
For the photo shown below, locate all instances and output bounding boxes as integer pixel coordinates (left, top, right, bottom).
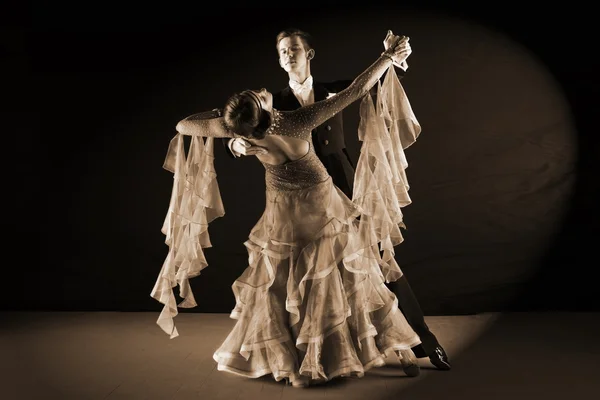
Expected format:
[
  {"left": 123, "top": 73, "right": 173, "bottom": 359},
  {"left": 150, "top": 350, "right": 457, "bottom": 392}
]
[{"left": 383, "top": 30, "right": 411, "bottom": 69}]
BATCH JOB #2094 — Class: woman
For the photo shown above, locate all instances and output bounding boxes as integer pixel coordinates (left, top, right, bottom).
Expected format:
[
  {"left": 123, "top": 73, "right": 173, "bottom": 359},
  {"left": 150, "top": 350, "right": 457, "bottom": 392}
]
[{"left": 152, "top": 31, "right": 423, "bottom": 387}]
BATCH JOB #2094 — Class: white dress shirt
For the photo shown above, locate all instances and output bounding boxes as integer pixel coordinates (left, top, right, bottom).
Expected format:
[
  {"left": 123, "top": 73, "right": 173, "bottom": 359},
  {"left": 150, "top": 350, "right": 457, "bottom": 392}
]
[{"left": 289, "top": 75, "right": 315, "bottom": 106}]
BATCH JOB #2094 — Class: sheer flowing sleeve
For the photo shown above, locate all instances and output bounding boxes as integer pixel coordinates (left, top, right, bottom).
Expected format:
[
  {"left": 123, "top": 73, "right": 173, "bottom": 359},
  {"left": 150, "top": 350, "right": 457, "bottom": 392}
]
[
  {"left": 291, "top": 55, "right": 394, "bottom": 130},
  {"left": 352, "top": 66, "right": 422, "bottom": 282},
  {"left": 151, "top": 129, "right": 225, "bottom": 338}
]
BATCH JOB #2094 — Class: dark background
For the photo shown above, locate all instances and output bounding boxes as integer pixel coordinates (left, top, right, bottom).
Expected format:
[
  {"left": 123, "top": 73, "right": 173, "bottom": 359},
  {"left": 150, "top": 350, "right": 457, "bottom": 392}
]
[{"left": 6, "top": 1, "right": 597, "bottom": 316}]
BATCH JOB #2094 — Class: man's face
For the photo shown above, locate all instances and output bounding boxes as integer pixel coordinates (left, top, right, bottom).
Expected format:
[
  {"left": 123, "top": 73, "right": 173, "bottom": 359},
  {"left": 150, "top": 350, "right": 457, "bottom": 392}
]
[{"left": 277, "top": 36, "right": 312, "bottom": 73}]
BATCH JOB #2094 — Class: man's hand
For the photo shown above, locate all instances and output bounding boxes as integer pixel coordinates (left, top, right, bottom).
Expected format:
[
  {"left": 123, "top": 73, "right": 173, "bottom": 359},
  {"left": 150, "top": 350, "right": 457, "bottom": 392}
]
[
  {"left": 229, "top": 138, "right": 269, "bottom": 157},
  {"left": 383, "top": 30, "right": 401, "bottom": 51}
]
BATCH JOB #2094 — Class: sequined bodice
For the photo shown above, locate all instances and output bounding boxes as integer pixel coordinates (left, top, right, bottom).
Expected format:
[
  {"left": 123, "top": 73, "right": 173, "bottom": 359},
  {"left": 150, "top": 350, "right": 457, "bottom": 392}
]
[
  {"left": 262, "top": 149, "right": 330, "bottom": 192},
  {"left": 259, "top": 109, "right": 329, "bottom": 191}
]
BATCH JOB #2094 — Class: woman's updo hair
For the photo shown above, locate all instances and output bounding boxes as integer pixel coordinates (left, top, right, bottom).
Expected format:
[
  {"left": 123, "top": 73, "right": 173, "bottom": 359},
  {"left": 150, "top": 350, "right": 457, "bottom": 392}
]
[{"left": 223, "top": 91, "right": 271, "bottom": 139}]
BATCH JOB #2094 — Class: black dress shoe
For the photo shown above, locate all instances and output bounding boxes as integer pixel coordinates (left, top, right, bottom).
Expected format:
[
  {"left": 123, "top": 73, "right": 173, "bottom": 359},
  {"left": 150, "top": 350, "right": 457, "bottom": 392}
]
[{"left": 429, "top": 346, "right": 451, "bottom": 370}]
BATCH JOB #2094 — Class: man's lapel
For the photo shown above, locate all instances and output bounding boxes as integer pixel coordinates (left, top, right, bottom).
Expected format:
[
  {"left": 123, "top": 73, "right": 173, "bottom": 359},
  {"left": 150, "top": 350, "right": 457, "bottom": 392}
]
[
  {"left": 312, "top": 82, "right": 329, "bottom": 102},
  {"left": 281, "top": 86, "right": 302, "bottom": 109}
]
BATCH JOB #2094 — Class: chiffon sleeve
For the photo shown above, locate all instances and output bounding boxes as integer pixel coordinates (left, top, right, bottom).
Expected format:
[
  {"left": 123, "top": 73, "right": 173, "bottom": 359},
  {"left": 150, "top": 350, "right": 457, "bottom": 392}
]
[
  {"left": 352, "top": 66, "right": 422, "bottom": 282},
  {"left": 151, "top": 130, "right": 225, "bottom": 338}
]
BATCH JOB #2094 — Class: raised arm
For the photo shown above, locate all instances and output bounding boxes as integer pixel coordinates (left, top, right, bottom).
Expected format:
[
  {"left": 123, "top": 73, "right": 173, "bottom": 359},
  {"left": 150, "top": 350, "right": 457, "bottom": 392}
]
[
  {"left": 176, "top": 109, "right": 235, "bottom": 138},
  {"left": 293, "top": 34, "right": 410, "bottom": 130}
]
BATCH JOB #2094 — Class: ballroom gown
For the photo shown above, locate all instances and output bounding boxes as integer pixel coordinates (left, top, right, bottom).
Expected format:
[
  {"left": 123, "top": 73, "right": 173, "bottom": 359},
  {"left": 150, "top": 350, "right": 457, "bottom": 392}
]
[{"left": 151, "top": 56, "right": 423, "bottom": 385}]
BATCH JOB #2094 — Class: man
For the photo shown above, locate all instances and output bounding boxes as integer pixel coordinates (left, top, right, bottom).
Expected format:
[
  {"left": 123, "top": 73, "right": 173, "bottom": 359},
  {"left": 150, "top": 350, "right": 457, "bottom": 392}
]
[{"left": 222, "top": 28, "right": 451, "bottom": 373}]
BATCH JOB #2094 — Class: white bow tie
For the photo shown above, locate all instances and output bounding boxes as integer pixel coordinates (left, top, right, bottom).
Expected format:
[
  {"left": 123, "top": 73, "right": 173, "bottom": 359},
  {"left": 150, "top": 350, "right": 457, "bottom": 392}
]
[{"left": 289, "top": 76, "right": 313, "bottom": 95}]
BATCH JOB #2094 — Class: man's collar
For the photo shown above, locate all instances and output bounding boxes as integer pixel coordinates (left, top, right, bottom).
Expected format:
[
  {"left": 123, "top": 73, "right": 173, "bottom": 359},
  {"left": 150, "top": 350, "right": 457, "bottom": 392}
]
[{"left": 289, "top": 75, "right": 313, "bottom": 94}]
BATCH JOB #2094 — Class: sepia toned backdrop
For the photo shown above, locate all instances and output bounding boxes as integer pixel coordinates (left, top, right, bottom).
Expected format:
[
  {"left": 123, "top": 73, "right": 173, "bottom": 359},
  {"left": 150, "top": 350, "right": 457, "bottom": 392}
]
[{"left": 9, "top": 2, "right": 596, "bottom": 316}]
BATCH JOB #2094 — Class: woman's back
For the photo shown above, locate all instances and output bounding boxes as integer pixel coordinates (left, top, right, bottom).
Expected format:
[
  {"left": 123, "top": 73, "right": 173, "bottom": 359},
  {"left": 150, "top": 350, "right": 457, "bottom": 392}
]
[
  {"left": 245, "top": 109, "right": 329, "bottom": 192},
  {"left": 250, "top": 133, "right": 310, "bottom": 166}
]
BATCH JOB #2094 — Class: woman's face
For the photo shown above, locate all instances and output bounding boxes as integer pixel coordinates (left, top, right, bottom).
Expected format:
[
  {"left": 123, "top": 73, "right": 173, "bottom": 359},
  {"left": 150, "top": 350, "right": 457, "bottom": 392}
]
[{"left": 251, "top": 88, "right": 273, "bottom": 111}]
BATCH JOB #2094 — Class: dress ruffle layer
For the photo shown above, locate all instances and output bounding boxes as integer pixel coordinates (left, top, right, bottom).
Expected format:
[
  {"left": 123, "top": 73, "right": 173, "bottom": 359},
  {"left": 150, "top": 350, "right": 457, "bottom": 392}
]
[
  {"left": 152, "top": 66, "right": 423, "bottom": 383},
  {"left": 213, "top": 178, "right": 421, "bottom": 384},
  {"left": 151, "top": 135, "right": 224, "bottom": 338}
]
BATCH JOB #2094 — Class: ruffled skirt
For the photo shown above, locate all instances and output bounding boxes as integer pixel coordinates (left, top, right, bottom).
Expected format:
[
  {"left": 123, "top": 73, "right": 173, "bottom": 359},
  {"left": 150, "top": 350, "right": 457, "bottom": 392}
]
[{"left": 212, "top": 177, "right": 421, "bottom": 385}]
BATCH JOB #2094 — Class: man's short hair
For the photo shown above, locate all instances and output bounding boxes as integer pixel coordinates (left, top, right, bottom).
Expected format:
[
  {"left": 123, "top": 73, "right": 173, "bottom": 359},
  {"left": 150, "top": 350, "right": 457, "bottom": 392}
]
[{"left": 275, "top": 28, "right": 314, "bottom": 51}]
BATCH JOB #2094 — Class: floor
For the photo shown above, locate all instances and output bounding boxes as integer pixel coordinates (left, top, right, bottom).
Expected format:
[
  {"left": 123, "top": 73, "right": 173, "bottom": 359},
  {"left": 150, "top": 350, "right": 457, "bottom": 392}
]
[{"left": 2, "top": 311, "right": 599, "bottom": 399}]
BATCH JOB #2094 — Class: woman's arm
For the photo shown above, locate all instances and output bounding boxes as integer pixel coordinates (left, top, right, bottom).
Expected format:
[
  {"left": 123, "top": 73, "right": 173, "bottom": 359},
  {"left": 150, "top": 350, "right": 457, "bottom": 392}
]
[
  {"left": 293, "top": 35, "right": 410, "bottom": 130},
  {"left": 176, "top": 109, "right": 235, "bottom": 138}
]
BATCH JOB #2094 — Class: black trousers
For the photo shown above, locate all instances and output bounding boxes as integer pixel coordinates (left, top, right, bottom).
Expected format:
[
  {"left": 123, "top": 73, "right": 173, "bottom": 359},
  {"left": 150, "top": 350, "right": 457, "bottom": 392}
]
[
  {"left": 387, "top": 275, "right": 440, "bottom": 358},
  {"left": 326, "top": 150, "right": 440, "bottom": 358}
]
